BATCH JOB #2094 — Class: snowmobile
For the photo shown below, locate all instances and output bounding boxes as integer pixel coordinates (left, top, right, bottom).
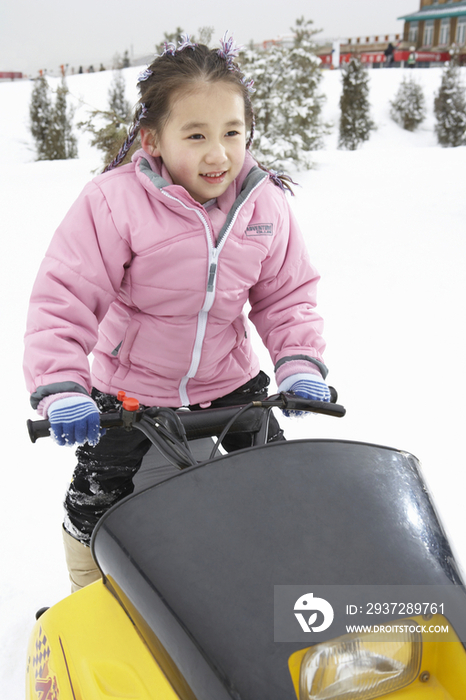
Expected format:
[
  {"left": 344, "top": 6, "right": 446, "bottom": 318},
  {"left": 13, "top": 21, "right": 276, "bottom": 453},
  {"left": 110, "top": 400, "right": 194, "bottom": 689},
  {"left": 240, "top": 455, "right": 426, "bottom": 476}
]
[{"left": 25, "top": 390, "right": 466, "bottom": 699}]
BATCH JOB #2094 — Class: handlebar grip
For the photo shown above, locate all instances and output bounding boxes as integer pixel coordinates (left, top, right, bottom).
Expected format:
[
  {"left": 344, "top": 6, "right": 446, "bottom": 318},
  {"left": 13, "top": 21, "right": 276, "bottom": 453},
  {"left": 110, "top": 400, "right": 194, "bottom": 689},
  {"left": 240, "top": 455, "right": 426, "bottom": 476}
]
[
  {"left": 27, "top": 411, "right": 124, "bottom": 443},
  {"left": 27, "top": 419, "right": 51, "bottom": 443},
  {"left": 282, "top": 396, "right": 346, "bottom": 417},
  {"left": 262, "top": 392, "right": 346, "bottom": 418}
]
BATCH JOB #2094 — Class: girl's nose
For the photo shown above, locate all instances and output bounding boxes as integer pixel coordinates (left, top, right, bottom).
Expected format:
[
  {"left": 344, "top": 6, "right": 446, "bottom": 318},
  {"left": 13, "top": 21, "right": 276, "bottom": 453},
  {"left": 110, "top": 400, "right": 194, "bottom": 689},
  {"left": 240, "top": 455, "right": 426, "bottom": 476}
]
[{"left": 205, "top": 141, "right": 226, "bottom": 164}]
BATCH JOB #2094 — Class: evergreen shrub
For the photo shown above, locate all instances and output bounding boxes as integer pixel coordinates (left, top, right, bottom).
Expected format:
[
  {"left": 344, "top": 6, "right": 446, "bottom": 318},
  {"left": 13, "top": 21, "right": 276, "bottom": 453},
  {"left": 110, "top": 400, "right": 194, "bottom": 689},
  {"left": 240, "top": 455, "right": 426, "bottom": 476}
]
[
  {"left": 390, "top": 76, "right": 426, "bottom": 131},
  {"left": 241, "top": 17, "right": 327, "bottom": 170},
  {"left": 78, "top": 69, "right": 135, "bottom": 169},
  {"left": 338, "top": 57, "right": 375, "bottom": 150},
  {"left": 434, "top": 60, "right": 466, "bottom": 147},
  {"left": 29, "top": 76, "right": 77, "bottom": 160}
]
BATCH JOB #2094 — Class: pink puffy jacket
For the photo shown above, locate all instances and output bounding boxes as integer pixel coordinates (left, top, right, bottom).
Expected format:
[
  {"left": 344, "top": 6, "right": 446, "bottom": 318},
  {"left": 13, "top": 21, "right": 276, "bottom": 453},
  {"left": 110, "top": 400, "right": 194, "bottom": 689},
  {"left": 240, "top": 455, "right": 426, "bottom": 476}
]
[{"left": 24, "top": 150, "right": 327, "bottom": 408}]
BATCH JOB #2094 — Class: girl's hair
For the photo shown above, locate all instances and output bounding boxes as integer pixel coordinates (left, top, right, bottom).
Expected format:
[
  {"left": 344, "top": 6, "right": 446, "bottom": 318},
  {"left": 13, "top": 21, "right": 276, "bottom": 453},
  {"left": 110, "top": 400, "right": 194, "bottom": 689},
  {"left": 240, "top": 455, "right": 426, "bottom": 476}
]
[{"left": 103, "top": 34, "right": 294, "bottom": 193}]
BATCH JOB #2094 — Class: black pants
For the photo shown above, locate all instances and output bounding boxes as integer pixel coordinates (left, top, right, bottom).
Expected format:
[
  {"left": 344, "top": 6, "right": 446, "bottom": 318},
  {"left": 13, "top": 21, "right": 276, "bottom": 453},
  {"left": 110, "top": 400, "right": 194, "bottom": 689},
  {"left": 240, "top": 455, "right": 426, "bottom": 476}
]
[{"left": 64, "top": 372, "right": 284, "bottom": 544}]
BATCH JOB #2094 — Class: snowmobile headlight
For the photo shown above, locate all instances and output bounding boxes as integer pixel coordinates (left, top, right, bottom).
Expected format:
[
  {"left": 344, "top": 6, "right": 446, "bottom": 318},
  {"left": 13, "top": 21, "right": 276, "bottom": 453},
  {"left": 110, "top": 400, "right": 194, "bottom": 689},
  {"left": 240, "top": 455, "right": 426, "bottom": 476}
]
[{"left": 290, "top": 625, "right": 422, "bottom": 700}]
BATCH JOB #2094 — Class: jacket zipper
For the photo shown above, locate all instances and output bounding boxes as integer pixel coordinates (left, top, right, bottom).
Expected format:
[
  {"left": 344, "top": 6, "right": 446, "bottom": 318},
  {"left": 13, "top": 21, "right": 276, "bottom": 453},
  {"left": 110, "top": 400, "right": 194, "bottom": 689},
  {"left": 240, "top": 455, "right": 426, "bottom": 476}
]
[{"left": 161, "top": 177, "right": 266, "bottom": 405}]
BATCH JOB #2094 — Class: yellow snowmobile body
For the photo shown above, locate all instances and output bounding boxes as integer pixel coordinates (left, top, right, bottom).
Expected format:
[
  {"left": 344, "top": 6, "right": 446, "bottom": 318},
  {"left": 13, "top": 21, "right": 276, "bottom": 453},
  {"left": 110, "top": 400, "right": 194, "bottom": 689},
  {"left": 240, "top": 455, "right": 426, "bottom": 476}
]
[{"left": 25, "top": 578, "right": 185, "bottom": 699}]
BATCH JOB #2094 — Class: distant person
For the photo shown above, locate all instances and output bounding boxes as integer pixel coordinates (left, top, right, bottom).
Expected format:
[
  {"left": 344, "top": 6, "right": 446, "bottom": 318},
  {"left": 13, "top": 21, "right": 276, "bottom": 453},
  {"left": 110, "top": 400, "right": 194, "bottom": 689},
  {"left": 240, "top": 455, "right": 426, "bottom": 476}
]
[
  {"left": 408, "top": 47, "right": 417, "bottom": 68},
  {"left": 78, "top": 66, "right": 83, "bottom": 74},
  {"left": 88, "top": 65, "right": 95, "bottom": 73},
  {"left": 384, "top": 42, "right": 395, "bottom": 67},
  {"left": 99, "top": 63, "right": 106, "bottom": 71}
]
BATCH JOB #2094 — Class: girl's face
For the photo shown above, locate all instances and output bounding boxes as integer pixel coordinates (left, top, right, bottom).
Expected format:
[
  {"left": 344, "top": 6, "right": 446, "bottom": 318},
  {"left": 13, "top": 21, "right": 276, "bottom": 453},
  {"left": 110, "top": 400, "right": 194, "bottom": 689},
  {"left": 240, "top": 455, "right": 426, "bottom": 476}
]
[{"left": 141, "top": 82, "right": 247, "bottom": 204}]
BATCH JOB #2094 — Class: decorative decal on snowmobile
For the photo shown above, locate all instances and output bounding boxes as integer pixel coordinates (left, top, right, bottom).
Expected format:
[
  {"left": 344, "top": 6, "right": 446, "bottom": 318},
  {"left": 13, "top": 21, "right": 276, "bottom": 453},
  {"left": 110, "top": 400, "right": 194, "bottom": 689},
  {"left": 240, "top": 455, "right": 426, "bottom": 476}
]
[{"left": 32, "top": 627, "right": 59, "bottom": 700}]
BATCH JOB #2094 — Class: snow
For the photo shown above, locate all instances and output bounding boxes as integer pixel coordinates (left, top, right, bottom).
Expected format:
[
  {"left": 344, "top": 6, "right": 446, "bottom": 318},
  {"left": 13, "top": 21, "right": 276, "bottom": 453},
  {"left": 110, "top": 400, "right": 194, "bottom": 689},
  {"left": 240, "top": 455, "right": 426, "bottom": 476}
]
[{"left": 1, "top": 65, "right": 465, "bottom": 694}]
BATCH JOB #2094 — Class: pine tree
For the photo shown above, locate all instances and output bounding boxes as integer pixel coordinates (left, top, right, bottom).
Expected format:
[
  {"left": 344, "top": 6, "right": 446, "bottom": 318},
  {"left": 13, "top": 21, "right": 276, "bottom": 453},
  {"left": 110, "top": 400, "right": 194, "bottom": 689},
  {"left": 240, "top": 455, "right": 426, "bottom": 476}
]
[
  {"left": 29, "top": 75, "right": 77, "bottom": 160},
  {"left": 122, "top": 50, "right": 131, "bottom": 68},
  {"left": 241, "top": 17, "right": 326, "bottom": 170},
  {"left": 108, "top": 70, "right": 132, "bottom": 122},
  {"left": 277, "top": 18, "right": 326, "bottom": 159},
  {"left": 196, "top": 26, "right": 215, "bottom": 47},
  {"left": 78, "top": 69, "right": 135, "bottom": 168},
  {"left": 47, "top": 78, "right": 78, "bottom": 159},
  {"left": 241, "top": 42, "right": 286, "bottom": 165},
  {"left": 434, "top": 60, "right": 466, "bottom": 147},
  {"left": 29, "top": 75, "right": 53, "bottom": 160},
  {"left": 390, "top": 76, "right": 426, "bottom": 132},
  {"left": 112, "top": 52, "right": 124, "bottom": 70},
  {"left": 338, "top": 57, "right": 375, "bottom": 150}
]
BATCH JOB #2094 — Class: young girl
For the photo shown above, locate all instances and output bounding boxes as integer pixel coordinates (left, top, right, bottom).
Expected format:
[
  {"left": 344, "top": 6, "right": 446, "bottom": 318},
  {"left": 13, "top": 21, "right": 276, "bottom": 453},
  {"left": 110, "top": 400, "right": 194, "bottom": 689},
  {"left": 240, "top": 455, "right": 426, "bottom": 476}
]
[{"left": 23, "top": 36, "right": 330, "bottom": 591}]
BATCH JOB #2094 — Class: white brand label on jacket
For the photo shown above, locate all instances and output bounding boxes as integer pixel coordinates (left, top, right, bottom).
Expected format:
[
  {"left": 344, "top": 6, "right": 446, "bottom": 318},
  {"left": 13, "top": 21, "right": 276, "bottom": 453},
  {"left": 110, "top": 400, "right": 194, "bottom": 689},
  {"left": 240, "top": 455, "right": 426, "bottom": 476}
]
[{"left": 245, "top": 224, "right": 273, "bottom": 237}]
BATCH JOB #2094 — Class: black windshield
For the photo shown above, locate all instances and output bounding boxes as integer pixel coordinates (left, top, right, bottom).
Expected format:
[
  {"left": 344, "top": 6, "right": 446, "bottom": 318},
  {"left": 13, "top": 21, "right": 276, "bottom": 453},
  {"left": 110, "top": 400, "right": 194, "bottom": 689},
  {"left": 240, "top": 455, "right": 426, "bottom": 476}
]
[{"left": 93, "top": 439, "right": 465, "bottom": 699}]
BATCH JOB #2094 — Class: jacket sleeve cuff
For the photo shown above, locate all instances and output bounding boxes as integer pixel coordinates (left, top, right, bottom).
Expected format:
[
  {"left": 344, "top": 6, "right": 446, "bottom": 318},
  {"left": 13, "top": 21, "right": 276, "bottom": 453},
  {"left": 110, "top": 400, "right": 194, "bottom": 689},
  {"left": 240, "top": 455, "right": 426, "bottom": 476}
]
[
  {"left": 278, "top": 372, "right": 327, "bottom": 393},
  {"left": 30, "top": 382, "right": 90, "bottom": 410},
  {"left": 275, "top": 357, "right": 326, "bottom": 387},
  {"left": 36, "top": 392, "right": 92, "bottom": 418}
]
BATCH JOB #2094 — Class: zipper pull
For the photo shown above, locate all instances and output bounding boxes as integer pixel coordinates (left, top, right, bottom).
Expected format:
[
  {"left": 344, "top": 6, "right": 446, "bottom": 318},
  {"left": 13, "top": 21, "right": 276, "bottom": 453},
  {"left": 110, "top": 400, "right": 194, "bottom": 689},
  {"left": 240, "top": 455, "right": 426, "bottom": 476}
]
[{"left": 207, "top": 262, "right": 217, "bottom": 292}]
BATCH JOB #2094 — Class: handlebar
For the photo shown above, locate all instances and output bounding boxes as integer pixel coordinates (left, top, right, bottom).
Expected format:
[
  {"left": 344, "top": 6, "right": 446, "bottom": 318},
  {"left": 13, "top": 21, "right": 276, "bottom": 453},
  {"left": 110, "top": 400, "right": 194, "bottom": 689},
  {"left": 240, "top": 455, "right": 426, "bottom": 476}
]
[
  {"left": 27, "top": 391, "right": 345, "bottom": 469},
  {"left": 27, "top": 392, "right": 346, "bottom": 444}
]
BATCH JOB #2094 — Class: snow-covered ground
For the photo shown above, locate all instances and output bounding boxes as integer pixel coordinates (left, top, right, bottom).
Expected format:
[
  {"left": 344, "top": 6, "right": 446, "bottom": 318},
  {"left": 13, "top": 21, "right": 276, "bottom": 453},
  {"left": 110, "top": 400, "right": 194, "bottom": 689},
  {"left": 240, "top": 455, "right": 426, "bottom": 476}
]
[{"left": 1, "top": 65, "right": 465, "bottom": 694}]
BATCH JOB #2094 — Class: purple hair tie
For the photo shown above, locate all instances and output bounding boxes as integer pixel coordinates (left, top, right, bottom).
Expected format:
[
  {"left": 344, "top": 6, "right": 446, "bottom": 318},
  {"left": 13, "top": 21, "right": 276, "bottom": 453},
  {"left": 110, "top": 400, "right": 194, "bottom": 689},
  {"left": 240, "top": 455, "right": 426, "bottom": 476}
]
[
  {"left": 138, "top": 67, "right": 153, "bottom": 82},
  {"left": 217, "top": 33, "right": 254, "bottom": 96},
  {"left": 241, "top": 76, "right": 255, "bottom": 95},
  {"left": 267, "top": 169, "right": 297, "bottom": 195},
  {"left": 178, "top": 34, "right": 197, "bottom": 51},
  {"left": 218, "top": 32, "right": 242, "bottom": 69},
  {"left": 268, "top": 170, "right": 287, "bottom": 192},
  {"left": 160, "top": 41, "right": 177, "bottom": 57},
  {"left": 158, "top": 34, "right": 197, "bottom": 58}
]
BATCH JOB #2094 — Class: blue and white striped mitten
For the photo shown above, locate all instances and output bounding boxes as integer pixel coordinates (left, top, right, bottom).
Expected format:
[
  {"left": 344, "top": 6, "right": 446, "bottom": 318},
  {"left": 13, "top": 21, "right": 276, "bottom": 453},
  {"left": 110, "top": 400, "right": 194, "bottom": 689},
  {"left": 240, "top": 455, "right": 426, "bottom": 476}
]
[
  {"left": 278, "top": 373, "right": 331, "bottom": 417},
  {"left": 48, "top": 396, "right": 101, "bottom": 446}
]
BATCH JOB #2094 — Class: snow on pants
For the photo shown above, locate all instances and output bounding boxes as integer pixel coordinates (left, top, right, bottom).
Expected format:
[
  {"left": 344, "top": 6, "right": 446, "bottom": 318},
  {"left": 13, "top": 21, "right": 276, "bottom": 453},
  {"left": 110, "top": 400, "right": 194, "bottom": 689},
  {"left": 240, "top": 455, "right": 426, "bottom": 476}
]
[{"left": 64, "top": 371, "right": 284, "bottom": 544}]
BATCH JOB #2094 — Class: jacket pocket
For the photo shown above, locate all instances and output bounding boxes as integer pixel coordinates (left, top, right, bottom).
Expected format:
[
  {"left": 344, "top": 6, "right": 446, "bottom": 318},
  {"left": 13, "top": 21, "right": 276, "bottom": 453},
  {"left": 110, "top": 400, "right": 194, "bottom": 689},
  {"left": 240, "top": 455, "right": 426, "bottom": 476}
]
[
  {"left": 111, "top": 341, "right": 122, "bottom": 357},
  {"left": 111, "top": 319, "right": 141, "bottom": 366},
  {"left": 231, "top": 315, "right": 252, "bottom": 369}
]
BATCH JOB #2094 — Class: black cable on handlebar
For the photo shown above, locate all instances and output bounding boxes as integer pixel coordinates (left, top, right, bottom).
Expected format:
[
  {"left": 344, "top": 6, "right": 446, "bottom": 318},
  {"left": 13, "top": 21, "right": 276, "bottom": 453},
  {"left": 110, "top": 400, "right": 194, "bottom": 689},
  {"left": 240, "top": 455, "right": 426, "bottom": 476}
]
[
  {"left": 208, "top": 402, "right": 266, "bottom": 460},
  {"left": 147, "top": 407, "right": 192, "bottom": 453},
  {"left": 135, "top": 413, "right": 197, "bottom": 469}
]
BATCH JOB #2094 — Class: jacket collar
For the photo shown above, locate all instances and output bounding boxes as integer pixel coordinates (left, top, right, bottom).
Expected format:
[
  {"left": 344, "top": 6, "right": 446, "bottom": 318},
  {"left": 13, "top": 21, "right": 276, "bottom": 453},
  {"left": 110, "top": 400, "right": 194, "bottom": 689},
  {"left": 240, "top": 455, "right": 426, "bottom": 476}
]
[{"left": 133, "top": 149, "right": 267, "bottom": 212}]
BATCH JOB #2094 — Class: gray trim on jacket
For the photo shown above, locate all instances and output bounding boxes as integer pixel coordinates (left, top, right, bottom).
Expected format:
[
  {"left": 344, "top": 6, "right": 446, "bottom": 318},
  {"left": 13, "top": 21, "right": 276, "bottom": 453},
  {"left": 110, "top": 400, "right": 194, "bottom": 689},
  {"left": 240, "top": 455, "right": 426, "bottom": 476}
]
[
  {"left": 274, "top": 355, "right": 328, "bottom": 379},
  {"left": 139, "top": 159, "right": 267, "bottom": 250},
  {"left": 30, "top": 382, "right": 90, "bottom": 409}
]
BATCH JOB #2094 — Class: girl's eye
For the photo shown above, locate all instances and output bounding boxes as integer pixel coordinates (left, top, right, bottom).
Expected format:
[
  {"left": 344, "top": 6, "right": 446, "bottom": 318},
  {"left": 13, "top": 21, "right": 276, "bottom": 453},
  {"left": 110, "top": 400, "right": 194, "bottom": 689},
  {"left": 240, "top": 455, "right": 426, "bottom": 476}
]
[
  {"left": 226, "top": 130, "right": 240, "bottom": 137},
  {"left": 188, "top": 134, "right": 204, "bottom": 140}
]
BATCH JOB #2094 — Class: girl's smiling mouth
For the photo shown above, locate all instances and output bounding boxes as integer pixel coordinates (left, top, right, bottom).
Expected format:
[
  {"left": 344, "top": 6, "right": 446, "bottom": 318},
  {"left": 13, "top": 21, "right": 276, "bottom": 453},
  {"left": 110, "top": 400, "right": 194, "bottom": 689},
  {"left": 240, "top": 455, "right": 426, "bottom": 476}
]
[{"left": 201, "top": 171, "right": 227, "bottom": 182}]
